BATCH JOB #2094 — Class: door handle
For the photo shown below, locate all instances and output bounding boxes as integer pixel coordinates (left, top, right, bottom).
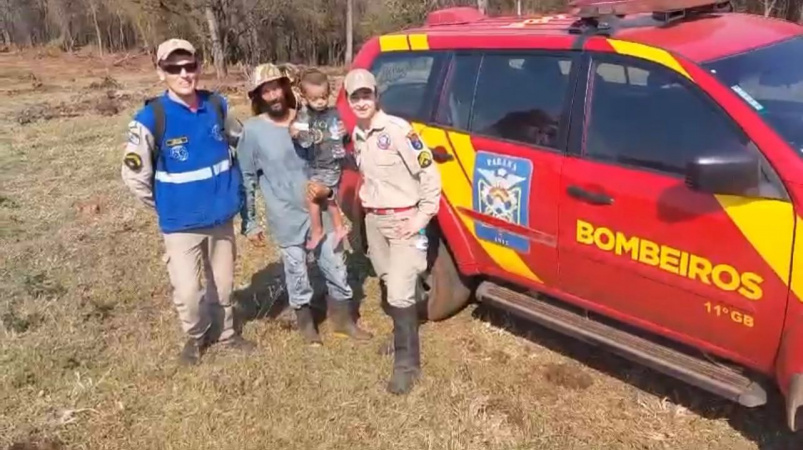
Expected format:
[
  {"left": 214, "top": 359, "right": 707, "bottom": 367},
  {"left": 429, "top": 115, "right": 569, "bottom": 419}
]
[
  {"left": 431, "top": 146, "right": 454, "bottom": 163},
  {"left": 567, "top": 185, "right": 614, "bottom": 205}
]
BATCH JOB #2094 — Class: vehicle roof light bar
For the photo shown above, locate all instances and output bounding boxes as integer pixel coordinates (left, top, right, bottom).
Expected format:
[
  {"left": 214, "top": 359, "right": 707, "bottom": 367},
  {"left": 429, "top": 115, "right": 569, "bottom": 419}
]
[{"left": 567, "top": 0, "right": 733, "bottom": 34}]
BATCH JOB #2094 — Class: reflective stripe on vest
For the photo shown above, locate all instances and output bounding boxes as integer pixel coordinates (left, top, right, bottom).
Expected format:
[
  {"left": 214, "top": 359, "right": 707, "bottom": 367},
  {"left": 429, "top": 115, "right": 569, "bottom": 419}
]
[{"left": 155, "top": 158, "right": 231, "bottom": 184}]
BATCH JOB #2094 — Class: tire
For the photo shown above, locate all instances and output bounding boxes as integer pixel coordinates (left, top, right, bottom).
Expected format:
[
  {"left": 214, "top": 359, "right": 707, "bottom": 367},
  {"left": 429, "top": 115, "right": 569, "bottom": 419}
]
[{"left": 417, "top": 232, "right": 475, "bottom": 322}]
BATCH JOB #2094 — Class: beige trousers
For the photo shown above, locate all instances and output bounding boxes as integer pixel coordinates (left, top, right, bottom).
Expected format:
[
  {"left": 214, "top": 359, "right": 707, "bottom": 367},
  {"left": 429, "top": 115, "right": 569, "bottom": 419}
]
[
  {"left": 365, "top": 210, "right": 428, "bottom": 308},
  {"left": 162, "top": 220, "right": 236, "bottom": 342}
]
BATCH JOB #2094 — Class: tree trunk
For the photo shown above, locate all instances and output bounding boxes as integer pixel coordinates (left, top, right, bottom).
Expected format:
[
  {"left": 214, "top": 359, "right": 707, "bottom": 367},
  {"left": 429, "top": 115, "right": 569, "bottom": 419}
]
[
  {"left": 205, "top": 4, "right": 227, "bottom": 78},
  {"left": 345, "top": 0, "right": 353, "bottom": 65},
  {"left": 88, "top": 0, "right": 103, "bottom": 57}
]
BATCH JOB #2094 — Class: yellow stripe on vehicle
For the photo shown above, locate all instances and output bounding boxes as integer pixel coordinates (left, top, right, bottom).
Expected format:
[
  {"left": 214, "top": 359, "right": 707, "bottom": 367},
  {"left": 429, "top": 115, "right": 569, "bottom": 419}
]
[
  {"left": 613, "top": 38, "right": 802, "bottom": 304},
  {"left": 408, "top": 34, "right": 430, "bottom": 51},
  {"left": 607, "top": 39, "right": 692, "bottom": 80},
  {"left": 714, "top": 194, "right": 797, "bottom": 299},
  {"left": 411, "top": 123, "right": 542, "bottom": 283},
  {"left": 379, "top": 35, "right": 410, "bottom": 52},
  {"left": 791, "top": 217, "right": 803, "bottom": 303}
]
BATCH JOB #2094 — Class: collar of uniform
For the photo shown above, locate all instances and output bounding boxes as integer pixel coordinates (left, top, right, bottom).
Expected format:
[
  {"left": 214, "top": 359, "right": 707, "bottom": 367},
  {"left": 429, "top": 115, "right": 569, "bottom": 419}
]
[
  {"left": 163, "top": 90, "right": 208, "bottom": 112},
  {"left": 354, "top": 110, "right": 390, "bottom": 141},
  {"left": 370, "top": 110, "right": 391, "bottom": 131}
]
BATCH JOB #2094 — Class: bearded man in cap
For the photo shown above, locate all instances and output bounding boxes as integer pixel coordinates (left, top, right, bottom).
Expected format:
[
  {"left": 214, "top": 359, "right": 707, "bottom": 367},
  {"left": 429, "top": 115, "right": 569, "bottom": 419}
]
[
  {"left": 121, "top": 38, "right": 256, "bottom": 365},
  {"left": 238, "top": 63, "right": 373, "bottom": 346}
]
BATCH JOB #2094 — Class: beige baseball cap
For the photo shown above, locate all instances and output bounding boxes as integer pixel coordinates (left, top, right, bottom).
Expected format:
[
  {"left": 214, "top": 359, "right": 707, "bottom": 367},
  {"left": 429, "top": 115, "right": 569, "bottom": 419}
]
[
  {"left": 156, "top": 38, "right": 196, "bottom": 63},
  {"left": 344, "top": 68, "right": 377, "bottom": 95},
  {"left": 248, "top": 63, "right": 289, "bottom": 97}
]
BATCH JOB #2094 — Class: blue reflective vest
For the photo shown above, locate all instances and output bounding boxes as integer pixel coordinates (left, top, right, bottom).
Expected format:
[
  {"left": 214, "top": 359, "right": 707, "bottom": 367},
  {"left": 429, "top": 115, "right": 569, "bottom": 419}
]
[{"left": 134, "top": 91, "right": 243, "bottom": 233}]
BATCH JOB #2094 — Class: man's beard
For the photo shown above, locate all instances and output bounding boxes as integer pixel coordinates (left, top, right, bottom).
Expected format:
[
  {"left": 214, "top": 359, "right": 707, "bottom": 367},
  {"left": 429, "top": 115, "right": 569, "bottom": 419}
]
[{"left": 265, "top": 100, "right": 287, "bottom": 119}]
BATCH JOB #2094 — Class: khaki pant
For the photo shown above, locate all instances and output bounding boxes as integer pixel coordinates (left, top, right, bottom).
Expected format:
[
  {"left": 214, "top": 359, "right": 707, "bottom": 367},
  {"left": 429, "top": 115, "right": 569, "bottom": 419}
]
[
  {"left": 365, "top": 210, "right": 427, "bottom": 308},
  {"left": 162, "top": 220, "right": 236, "bottom": 342}
]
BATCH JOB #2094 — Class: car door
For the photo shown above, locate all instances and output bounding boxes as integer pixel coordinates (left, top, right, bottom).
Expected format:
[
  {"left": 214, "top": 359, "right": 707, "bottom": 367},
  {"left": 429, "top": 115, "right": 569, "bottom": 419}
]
[
  {"left": 417, "top": 50, "right": 579, "bottom": 288},
  {"left": 558, "top": 52, "right": 792, "bottom": 369}
]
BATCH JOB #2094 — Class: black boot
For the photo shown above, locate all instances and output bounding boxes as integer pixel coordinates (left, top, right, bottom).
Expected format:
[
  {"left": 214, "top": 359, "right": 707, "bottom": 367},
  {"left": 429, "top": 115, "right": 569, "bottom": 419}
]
[
  {"left": 179, "top": 336, "right": 206, "bottom": 366},
  {"left": 327, "top": 296, "right": 373, "bottom": 340},
  {"left": 295, "top": 304, "right": 322, "bottom": 346},
  {"left": 377, "top": 281, "right": 395, "bottom": 356},
  {"left": 221, "top": 334, "right": 257, "bottom": 353},
  {"left": 386, "top": 304, "right": 421, "bottom": 395}
]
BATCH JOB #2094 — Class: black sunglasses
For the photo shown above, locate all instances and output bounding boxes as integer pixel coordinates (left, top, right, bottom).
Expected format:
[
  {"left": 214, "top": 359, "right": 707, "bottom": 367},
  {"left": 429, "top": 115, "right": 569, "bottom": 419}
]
[{"left": 160, "top": 62, "right": 199, "bottom": 75}]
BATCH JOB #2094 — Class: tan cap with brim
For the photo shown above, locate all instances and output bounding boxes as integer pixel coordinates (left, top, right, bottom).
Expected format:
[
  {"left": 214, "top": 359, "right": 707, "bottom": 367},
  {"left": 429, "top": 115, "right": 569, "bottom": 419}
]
[
  {"left": 344, "top": 68, "right": 377, "bottom": 96},
  {"left": 156, "top": 38, "right": 196, "bottom": 63},
  {"left": 248, "top": 63, "right": 290, "bottom": 98}
]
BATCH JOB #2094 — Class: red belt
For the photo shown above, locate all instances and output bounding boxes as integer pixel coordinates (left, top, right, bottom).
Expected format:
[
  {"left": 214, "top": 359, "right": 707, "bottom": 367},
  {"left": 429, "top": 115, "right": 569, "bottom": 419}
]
[{"left": 365, "top": 206, "right": 416, "bottom": 215}]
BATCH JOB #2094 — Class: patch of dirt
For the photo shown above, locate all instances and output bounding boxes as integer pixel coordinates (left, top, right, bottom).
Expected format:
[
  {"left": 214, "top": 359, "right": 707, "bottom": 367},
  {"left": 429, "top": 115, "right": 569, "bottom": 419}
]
[
  {"left": 16, "top": 91, "right": 133, "bottom": 124},
  {"left": 0, "top": 194, "right": 19, "bottom": 208},
  {"left": 27, "top": 72, "right": 43, "bottom": 89},
  {"left": 75, "top": 199, "right": 102, "bottom": 216},
  {"left": 7, "top": 438, "right": 63, "bottom": 450},
  {"left": 459, "top": 336, "right": 482, "bottom": 354},
  {"left": 543, "top": 362, "right": 594, "bottom": 391},
  {"left": 22, "top": 272, "right": 66, "bottom": 300},
  {"left": 490, "top": 349, "right": 512, "bottom": 364},
  {"left": 15, "top": 102, "right": 81, "bottom": 124},
  {"left": 486, "top": 396, "right": 527, "bottom": 429},
  {"left": 88, "top": 75, "right": 122, "bottom": 90},
  {"left": 1, "top": 309, "right": 44, "bottom": 333}
]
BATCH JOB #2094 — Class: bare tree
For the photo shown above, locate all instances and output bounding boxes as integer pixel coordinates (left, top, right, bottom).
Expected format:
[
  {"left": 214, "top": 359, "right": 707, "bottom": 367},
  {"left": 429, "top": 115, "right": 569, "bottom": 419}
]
[
  {"left": 205, "top": 2, "right": 227, "bottom": 77},
  {"left": 2, "top": 0, "right": 799, "bottom": 69},
  {"left": 345, "top": 0, "right": 353, "bottom": 64},
  {"left": 88, "top": 0, "right": 104, "bottom": 56}
]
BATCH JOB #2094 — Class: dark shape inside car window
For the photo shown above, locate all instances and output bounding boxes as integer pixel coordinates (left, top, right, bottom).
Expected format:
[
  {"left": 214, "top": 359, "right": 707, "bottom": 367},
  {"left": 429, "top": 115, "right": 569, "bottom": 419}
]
[
  {"left": 470, "top": 54, "right": 571, "bottom": 148},
  {"left": 370, "top": 53, "right": 436, "bottom": 121},
  {"left": 584, "top": 59, "right": 750, "bottom": 175},
  {"left": 435, "top": 54, "right": 482, "bottom": 130}
]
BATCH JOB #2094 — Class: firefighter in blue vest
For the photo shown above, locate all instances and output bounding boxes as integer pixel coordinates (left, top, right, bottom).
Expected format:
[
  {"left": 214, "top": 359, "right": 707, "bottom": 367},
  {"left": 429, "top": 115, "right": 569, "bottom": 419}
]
[{"left": 121, "top": 38, "right": 255, "bottom": 365}]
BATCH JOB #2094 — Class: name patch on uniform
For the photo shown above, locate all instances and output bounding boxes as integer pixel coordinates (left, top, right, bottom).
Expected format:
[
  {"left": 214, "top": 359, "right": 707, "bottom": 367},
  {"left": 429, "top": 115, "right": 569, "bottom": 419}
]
[
  {"left": 165, "top": 137, "right": 188, "bottom": 147},
  {"left": 472, "top": 151, "right": 533, "bottom": 252},
  {"left": 124, "top": 152, "right": 142, "bottom": 172},
  {"left": 407, "top": 131, "right": 424, "bottom": 151},
  {"left": 377, "top": 133, "right": 391, "bottom": 150}
]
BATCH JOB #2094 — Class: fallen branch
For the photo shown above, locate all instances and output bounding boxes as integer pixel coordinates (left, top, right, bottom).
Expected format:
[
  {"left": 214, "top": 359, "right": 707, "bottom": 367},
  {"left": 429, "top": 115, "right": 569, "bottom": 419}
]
[{"left": 112, "top": 53, "right": 132, "bottom": 67}]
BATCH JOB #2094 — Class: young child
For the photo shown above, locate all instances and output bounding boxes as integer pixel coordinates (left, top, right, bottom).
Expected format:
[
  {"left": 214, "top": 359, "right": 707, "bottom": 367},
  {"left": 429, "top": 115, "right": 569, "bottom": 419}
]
[{"left": 295, "top": 68, "right": 349, "bottom": 250}]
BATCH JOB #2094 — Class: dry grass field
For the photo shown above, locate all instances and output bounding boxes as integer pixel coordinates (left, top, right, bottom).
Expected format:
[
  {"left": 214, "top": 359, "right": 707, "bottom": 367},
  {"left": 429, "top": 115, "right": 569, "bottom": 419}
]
[{"left": 2, "top": 48, "right": 803, "bottom": 450}]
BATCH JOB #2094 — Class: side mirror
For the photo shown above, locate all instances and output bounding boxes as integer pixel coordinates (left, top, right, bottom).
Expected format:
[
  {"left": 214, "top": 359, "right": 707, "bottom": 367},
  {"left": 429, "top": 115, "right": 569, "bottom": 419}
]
[{"left": 685, "top": 152, "right": 760, "bottom": 196}]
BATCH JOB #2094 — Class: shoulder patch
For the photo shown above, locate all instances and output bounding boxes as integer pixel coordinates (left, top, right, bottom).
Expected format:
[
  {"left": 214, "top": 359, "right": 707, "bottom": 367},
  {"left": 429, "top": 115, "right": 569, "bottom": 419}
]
[
  {"left": 417, "top": 150, "right": 433, "bottom": 168},
  {"left": 406, "top": 130, "right": 424, "bottom": 151},
  {"left": 124, "top": 152, "right": 142, "bottom": 172},
  {"left": 128, "top": 122, "right": 141, "bottom": 145}
]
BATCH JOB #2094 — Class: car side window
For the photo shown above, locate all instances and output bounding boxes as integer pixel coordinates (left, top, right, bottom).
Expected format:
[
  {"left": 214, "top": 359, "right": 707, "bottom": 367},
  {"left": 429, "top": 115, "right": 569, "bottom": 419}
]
[
  {"left": 434, "top": 54, "right": 482, "bottom": 130},
  {"left": 470, "top": 53, "right": 572, "bottom": 149},
  {"left": 370, "top": 52, "right": 441, "bottom": 122},
  {"left": 584, "top": 58, "right": 751, "bottom": 175}
]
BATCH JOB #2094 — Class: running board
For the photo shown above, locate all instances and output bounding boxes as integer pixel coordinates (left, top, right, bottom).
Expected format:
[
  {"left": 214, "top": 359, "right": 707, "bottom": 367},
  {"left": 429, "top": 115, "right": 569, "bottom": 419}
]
[{"left": 475, "top": 281, "right": 767, "bottom": 407}]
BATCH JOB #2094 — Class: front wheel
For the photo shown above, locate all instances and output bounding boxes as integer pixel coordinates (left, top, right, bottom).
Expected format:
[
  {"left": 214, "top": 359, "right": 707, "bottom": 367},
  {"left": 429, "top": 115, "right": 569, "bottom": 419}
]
[{"left": 417, "top": 232, "right": 476, "bottom": 322}]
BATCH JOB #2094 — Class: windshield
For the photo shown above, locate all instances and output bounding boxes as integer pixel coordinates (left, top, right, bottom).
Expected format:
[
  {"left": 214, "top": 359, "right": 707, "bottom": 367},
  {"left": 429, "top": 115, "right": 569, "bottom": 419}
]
[{"left": 704, "top": 36, "right": 803, "bottom": 156}]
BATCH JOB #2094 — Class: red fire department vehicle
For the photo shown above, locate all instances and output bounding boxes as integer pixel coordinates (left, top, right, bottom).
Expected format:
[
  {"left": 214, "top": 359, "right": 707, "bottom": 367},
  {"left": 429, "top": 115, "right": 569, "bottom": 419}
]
[{"left": 335, "top": 0, "right": 803, "bottom": 430}]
